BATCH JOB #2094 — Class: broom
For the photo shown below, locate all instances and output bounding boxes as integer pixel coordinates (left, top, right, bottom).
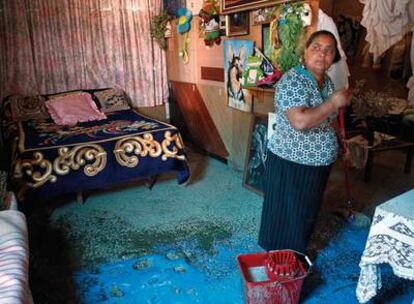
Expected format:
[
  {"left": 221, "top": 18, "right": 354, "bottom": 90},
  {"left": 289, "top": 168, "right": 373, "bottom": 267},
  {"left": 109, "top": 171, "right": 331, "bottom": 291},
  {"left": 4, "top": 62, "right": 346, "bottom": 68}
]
[{"left": 336, "top": 108, "right": 371, "bottom": 227}]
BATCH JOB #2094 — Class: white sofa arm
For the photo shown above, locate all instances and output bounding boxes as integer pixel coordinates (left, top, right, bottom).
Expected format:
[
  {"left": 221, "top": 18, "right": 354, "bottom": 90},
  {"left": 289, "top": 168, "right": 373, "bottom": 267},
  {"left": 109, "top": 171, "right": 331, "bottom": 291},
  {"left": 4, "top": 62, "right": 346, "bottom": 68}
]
[
  {"left": 0, "top": 210, "right": 33, "bottom": 304},
  {"left": 3, "top": 192, "right": 18, "bottom": 211}
]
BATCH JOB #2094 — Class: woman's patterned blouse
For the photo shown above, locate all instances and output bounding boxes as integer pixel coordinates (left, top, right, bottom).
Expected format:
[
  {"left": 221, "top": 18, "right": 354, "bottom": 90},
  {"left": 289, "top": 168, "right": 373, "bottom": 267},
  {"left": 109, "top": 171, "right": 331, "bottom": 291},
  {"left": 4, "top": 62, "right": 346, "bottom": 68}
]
[{"left": 268, "top": 65, "right": 338, "bottom": 166}]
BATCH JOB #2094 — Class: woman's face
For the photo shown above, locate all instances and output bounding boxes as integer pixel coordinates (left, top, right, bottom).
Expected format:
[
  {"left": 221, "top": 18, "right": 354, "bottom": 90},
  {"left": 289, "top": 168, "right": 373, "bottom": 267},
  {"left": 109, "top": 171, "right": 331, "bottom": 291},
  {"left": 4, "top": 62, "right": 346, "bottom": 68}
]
[{"left": 303, "top": 34, "right": 336, "bottom": 76}]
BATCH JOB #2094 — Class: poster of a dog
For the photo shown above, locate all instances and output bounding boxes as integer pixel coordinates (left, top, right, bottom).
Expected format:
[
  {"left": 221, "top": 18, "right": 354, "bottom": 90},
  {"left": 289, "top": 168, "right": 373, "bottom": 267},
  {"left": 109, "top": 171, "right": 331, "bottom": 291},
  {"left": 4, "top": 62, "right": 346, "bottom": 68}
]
[{"left": 224, "top": 39, "right": 254, "bottom": 112}]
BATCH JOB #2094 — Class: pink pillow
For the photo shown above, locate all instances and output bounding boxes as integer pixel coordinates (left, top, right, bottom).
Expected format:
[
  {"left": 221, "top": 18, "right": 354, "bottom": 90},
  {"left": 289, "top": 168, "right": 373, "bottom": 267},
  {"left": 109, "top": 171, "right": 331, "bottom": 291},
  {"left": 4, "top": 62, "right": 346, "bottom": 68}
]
[{"left": 45, "top": 92, "right": 107, "bottom": 126}]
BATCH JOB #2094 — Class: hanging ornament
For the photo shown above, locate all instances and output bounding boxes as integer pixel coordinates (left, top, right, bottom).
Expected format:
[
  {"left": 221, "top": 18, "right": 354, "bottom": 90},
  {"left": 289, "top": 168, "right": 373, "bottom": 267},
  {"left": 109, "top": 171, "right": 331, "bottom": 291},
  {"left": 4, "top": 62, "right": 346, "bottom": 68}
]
[
  {"left": 176, "top": 7, "right": 193, "bottom": 35},
  {"left": 271, "top": 3, "right": 307, "bottom": 72},
  {"left": 176, "top": 7, "right": 193, "bottom": 64},
  {"left": 202, "top": 0, "right": 220, "bottom": 16},
  {"left": 199, "top": 0, "right": 221, "bottom": 46}
]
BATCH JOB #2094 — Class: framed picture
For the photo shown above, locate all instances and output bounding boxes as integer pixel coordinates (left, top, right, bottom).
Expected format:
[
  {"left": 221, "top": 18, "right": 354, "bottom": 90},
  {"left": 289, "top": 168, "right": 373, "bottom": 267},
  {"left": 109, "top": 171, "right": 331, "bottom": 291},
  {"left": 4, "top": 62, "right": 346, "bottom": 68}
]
[
  {"left": 221, "top": 0, "right": 290, "bottom": 14},
  {"left": 219, "top": 15, "right": 227, "bottom": 36},
  {"left": 164, "top": 0, "right": 186, "bottom": 17},
  {"left": 243, "top": 113, "right": 269, "bottom": 195},
  {"left": 223, "top": 39, "right": 254, "bottom": 112},
  {"left": 252, "top": 7, "right": 273, "bottom": 25},
  {"left": 203, "top": 15, "right": 226, "bottom": 38},
  {"left": 225, "top": 12, "right": 249, "bottom": 36},
  {"left": 267, "top": 112, "right": 277, "bottom": 140},
  {"left": 262, "top": 24, "right": 270, "bottom": 58},
  {"left": 262, "top": 24, "right": 280, "bottom": 66}
]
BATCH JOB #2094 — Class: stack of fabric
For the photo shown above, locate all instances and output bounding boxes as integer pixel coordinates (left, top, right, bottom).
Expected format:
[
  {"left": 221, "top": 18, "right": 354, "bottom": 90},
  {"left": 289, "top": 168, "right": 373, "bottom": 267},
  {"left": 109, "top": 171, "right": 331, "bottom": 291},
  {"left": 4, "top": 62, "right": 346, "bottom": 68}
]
[{"left": 0, "top": 193, "right": 33, "bottom": 304}]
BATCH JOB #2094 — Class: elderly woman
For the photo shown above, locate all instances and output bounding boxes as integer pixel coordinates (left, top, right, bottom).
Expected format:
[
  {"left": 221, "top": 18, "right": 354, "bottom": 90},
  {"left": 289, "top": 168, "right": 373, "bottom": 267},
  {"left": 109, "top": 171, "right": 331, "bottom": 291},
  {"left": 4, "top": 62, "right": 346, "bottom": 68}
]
[{"left": 258, "top": 30, "right": 351, "bottom": 253}]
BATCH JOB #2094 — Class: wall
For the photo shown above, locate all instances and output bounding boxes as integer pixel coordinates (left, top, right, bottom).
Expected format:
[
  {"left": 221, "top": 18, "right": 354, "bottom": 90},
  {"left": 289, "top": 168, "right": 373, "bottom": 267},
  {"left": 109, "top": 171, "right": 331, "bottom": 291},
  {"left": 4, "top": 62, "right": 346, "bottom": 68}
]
[
  {"left": 319, "top": 0, "right": 363, "bottom": 21},
  {"left": 166, "top": 0, "right": 319, "bottom": 170},
  {"left": 332, "top": 0, "right": 363, "bottom": 20},
  {"left": 137, "top": 105, "right": 167, "bottom": 122},
  {"left": 319, "top": 0, "right": 333, "bottom": 16}
]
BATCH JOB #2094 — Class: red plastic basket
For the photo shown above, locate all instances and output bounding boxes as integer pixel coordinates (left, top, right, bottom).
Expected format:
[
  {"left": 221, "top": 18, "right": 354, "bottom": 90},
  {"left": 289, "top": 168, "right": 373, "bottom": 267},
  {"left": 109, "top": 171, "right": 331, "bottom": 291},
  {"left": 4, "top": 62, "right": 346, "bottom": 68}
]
[{"left": 237, "top": 250, "right": 312, "bottom": 304}]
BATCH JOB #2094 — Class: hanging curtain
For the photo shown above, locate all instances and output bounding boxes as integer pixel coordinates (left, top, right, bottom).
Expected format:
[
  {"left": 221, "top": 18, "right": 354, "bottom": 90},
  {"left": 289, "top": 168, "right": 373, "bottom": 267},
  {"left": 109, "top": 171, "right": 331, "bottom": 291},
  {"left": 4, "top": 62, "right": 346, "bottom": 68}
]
[
  {"left": 0, "top": 0, "right": 167, "bottom": 107},
  {"left": 0, "top": 1, "right": 38, "bottom": 95}
]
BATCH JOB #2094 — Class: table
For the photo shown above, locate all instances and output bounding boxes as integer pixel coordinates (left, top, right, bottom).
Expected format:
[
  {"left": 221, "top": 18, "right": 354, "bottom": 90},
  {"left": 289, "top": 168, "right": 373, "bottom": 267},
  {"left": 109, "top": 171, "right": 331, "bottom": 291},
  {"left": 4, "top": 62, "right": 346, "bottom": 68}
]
[
  {"left": 363, "top": 114, "right": 414, "bottom": 182},
  {"left": 356, "top": 189, "right": 414, "bottom": 303},
  {"left": 364, "top": 137, "right": 413, "bottom": 182}
]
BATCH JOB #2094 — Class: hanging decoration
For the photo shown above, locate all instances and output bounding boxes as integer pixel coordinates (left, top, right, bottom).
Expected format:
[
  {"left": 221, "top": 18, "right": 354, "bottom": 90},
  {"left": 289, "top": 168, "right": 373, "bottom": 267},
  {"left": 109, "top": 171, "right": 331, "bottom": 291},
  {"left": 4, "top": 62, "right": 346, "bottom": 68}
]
[
  {"left": 176, "top": 7, "right": 192, "bottom": 34},
  {"left": 199, "top": 0, "right": 221, "bottom": 46},
  {"left": 150, "top": 10, "right": 171, "bottom": 50},
  {"left": 176, "top": 7, "right": 193, "bottom": 64},
  {"left": 202, "top": 0, "right": 220, "bottom": 15},
  {"left": 268, "top": 3, "right": 307, "bottom": 73}
]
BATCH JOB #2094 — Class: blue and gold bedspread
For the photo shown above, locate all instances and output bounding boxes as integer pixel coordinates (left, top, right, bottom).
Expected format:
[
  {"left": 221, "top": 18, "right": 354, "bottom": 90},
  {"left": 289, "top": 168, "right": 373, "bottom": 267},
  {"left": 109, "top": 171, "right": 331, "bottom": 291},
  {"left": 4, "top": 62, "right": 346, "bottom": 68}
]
[{"left": 9, "top": 110, "right": 190, "bottom": 200}]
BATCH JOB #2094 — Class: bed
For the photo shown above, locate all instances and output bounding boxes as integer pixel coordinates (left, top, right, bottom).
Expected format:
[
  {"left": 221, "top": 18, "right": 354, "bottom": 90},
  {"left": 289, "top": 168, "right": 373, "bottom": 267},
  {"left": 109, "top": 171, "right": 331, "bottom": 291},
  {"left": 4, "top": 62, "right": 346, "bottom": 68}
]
[{"left": 0, "top": 88, "right": 190, "bottom": 202}]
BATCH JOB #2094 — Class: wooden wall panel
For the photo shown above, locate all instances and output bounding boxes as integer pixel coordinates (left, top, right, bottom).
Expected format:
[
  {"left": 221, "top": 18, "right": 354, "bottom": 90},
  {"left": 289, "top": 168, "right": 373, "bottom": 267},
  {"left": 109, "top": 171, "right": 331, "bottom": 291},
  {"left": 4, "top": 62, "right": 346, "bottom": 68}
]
[
  {"left": 201, "top": 67, "right": 224, "bottom": 82},
  {"left": 166, "top": 22, "right": 199, "bottom": 83},
  {"left": 136, "top": 105, "right": 167, "bottom": 122},
  {"left": 194, "top": 18, "right": 225, "bottom": 87},
  {"left": 252, "top": 91, "right": 275, "bottom": 115},
  {"left": 332, "top": 0, "right": 363, "bottom": 20},
  {"left": 197, "top": 84, "right": 232, "bottom": 155},
  {"left": 170, "top": 81, "right": 229, "bottom": 159},
  {"left": 229, "top": 110, "right": 252, "bottom": 171},
  {"left": 319, "top": 0, "right": 334, "bottom": 16}
]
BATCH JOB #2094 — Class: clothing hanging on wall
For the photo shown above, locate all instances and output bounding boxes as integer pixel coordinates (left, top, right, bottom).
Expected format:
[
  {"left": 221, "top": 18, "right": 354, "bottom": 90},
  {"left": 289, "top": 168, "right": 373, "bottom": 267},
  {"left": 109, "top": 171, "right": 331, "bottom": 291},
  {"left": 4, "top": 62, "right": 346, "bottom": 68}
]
[
  {"left": 317, "top": 9, "right": 350, "bottom": 90},
  {"left": 359, "top": 0, "right": 414, "bottom": 60}
]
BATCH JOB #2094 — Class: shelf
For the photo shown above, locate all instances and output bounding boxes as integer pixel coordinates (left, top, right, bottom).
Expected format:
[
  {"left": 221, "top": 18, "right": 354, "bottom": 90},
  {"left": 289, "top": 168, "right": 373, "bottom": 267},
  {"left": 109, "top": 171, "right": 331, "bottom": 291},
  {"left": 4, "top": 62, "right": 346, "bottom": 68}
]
[{"left": 245, "top": 86, "right": 275, "bottom": 93}]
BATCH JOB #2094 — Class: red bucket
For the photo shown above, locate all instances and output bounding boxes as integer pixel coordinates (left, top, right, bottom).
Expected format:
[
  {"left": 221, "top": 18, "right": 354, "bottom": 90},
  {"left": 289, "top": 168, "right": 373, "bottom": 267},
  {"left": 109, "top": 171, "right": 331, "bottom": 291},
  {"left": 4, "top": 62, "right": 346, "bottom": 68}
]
[{"left": 237, "top": 250, "right": 312, "bottom": 304}]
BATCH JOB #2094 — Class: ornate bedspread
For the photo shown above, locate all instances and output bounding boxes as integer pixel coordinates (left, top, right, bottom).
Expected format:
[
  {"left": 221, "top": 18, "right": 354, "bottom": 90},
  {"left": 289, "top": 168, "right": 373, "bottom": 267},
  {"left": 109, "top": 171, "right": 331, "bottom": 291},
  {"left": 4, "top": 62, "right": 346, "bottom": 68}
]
[{"left": 6, "top": 110, "right": 190, "bottom": 200}]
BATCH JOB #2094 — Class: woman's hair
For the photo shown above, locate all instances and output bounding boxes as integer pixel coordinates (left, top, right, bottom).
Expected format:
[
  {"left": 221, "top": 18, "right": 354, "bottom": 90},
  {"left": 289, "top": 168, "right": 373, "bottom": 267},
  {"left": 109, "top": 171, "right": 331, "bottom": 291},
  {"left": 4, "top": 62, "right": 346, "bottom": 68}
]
[{"left": 305, "top": 30, "right": 341, "bottom": 63}]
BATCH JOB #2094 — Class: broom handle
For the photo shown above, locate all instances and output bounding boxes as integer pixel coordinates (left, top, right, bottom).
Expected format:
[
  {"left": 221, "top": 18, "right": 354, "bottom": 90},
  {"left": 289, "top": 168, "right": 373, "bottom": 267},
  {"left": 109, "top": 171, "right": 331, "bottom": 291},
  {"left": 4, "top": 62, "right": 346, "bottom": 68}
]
[{"left": 338, "top": 108, "right": 353, "bottom": 205}]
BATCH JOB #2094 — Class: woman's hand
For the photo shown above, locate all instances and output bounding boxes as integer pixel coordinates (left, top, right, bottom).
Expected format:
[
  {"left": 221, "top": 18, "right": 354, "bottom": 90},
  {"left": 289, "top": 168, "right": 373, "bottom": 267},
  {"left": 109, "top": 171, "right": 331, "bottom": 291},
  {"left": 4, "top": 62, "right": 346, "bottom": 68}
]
[
  {"left": 286, "top": 88, "right": 351, "bottom": 131},
  {"left": 331, "top": 88, "right": 352, "bottom": 111}
]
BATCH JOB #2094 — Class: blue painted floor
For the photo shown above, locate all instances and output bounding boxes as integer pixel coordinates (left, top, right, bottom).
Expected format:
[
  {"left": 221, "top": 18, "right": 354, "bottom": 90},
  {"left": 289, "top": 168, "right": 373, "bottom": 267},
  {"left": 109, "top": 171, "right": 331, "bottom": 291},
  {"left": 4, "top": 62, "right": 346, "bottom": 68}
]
[
  {"left": 28, "top": 150, "right": 414, "bottom": 303},
  {"left": 74, "top": 225, "right": 414, "bottom": 303}
]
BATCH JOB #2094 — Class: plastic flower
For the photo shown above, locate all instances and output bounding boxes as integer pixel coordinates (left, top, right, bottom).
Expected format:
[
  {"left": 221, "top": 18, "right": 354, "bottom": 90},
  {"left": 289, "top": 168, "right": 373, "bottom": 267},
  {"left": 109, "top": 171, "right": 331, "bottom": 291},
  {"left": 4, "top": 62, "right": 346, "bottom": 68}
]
[{"left": 176, "top": 7, "right": 193, "bottom": 35}]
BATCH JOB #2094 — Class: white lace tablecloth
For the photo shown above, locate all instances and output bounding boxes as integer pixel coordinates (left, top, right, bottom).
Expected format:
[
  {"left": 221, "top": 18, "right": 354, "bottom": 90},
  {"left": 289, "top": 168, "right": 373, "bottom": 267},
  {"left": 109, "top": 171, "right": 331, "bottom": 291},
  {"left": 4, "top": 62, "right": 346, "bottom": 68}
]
[{"left": 356, "top": 189, "right": 414, "bottom": 303}]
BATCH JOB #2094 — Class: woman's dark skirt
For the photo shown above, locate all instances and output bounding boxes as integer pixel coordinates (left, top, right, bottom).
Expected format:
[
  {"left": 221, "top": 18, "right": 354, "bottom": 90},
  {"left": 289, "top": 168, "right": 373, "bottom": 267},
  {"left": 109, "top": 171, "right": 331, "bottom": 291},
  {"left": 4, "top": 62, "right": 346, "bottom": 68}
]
[{"left": 258, "top": 152, "right": 332, "bottom": 253}]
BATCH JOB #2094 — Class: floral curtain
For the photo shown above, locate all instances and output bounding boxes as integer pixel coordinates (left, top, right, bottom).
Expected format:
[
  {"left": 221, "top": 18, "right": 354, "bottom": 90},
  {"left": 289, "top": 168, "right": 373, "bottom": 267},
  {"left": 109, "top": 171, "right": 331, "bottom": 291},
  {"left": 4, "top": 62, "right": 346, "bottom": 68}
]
[{"left": 0, "top": 0, "right": 167, "bottom": 107}]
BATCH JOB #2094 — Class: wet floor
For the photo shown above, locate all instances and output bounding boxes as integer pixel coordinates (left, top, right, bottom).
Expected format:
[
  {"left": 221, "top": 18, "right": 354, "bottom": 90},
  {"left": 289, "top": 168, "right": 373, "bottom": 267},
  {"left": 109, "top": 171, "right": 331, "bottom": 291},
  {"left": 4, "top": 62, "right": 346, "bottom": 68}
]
[{"left": 27, "top": 149, "right": 414, "bottom": 303}]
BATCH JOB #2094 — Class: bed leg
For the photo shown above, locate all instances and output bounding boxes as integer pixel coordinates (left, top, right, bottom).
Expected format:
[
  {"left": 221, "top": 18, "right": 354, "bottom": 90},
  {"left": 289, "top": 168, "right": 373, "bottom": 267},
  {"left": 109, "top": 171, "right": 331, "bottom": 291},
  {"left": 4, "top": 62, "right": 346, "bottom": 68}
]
[
  {"left": 76, "top": 192, "right": 84, "bottom": 204},
  {"left": 146, "top": 175, "right": 159, "bottom": 190}
]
